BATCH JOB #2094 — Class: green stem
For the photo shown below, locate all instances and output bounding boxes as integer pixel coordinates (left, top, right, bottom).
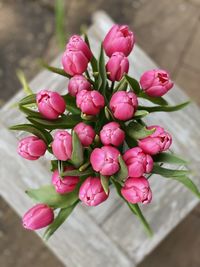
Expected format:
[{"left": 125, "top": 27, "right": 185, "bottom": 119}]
[{"left": 85, "top": 70, "right": 95, "bottom": 86}]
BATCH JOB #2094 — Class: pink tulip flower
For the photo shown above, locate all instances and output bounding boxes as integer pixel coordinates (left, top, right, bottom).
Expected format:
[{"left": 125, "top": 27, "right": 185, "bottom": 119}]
[
  {"left": 140, "top": 69, "right": 174, "bottom": 97},
  {"left": 74, "top": 122, "right": 95, "bottom": 147},
  {"left": 90, "top": 146, "right": 120, "bottom": 176},
  {"left": 76, "top": 90, "right": 105, "bottom": 115},
  {"left": 106, "top": 52, "right": 129, "bottom": 81},
  {"left": 138, "top": 125, "right": 172, "bottom": 155},
  {"left": 109, "top": 91, "right": 138, "bottom": 120},
  {"left": 66, "top": 35, "right": 92, "bottom": 61},
  {"left": 103, "top": 24, "right": 135, "bottom": 57},
  {"left": 79, "top": 177, "right": 109, "bottom": 206},
  {"left": 100, "top": 122, "right": 125, "bottom": 147},
  {"left": 22, "top": 204, "right": 54, "bottom": 230},
  {"left": 62, "top": 49, "right": 89, "bottom": 76},
  {"left": 68, "top": 75, "right": 91, "bottom": 97},
  {"left": 36, "top": 90, "right": 66, "bottom": 120},
  {"left": 52, "top": 130, "right": 72, "bottom": 161},
  {"left": 17, "top": 136, "right": 47, "bottom": 160},
  {"left": 121, "top": 177, "right": 152, "bottom": 204},
  {"left": 123, "top": 147, "right": 153, "bottom": 177},
  {"left": 52, "top": 167, "right": 79, "bottom": 194}
]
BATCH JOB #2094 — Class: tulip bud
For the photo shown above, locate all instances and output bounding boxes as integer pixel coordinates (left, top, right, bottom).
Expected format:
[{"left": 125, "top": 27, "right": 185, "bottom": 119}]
[
  {"left": 90, "top": 146, "right": 120, "bottom": 176},
  {"left": 123, "top": 147, "right": 153, "bottom": 177},
  {"left": 74, "top": 122, "right": 95, "bottom": 147},
  {"left": 68, "top": 75, "right": 91, "bottom": 97},
  {"left": 140, "top": 69, "right": 174, "bottom": 97},
  {"left": 109, "top": 91, "right": 138, "bottom": 121},
  {"left": 66, "top": 35, "right": 92, "bottom": 61},
  {"left": 17, "top": 136, "right": 47, "bottom": 160},
  {"left": 100, "top": 122, "right": 125, "bottom": 147},
  {"left": 52, "top": 130, "right": 72, "bottom": 161},
  {"left": 36, "top": 90, "right": 66, "bottom": 120},
  {"left": 79, "top": 177, "right": 109, "bottom": 206},
  {"left": 62, "top": 49, "right": 88, "bottom": 76},
  {"left": 52, "top": 167, "right": 79, "bottom": 194},
  {"left": 22, "top": 204, "right": 54, "bottom": 230},
  {"left": 103, "top": 24, "right": 135, "bottom": 57},
  {"left": 121, "top": 177, "right": 152, "bottom": 204},
  {"left": 138, "top": 125, "right": 172, "bottom": 155},
  {"left": 76, "top": 90, "right": 105, "bottom": 115},
  {"left": 106, "top": 52, "right": 129, "bottom": 81}
]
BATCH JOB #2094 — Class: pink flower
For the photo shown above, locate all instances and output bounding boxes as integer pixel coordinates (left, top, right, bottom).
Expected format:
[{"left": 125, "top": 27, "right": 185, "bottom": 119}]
[
  {"left": 76, "top": 90, "right": 105, "bottom": 115},
  {"left": 52, "top": 167, "right": 79, "bottom": 194},
  {"left": 62, "top": 49, "right": 88, "bottom": 76},
  {"left": 66, "top": 35, "right": 92, "bottom": 61},
  {"left": 68, "top": 75, "right": 91, "bottom": 97},
  {"left": 17, "top": 136, "right": 47, "bottom": 160},
  {"left": 90, "top": 146, "right": 120, "bottom": 176},
  {"left": 74, "top": 122, "right": 95, "bottom": 147},
  {"left": 100, "top": 122, "right": 125, "bottom": 147},
  {"left": 138, "top": 125, "right": 172, "bottom": 155},
  {"left": 106, "top": 52, "right": 129, "bottom": 81},
  {"left": 109, "top": 91, "right": 138, "bottom": 121},
  {"left": 22, "top": 204, "right": 54, "bottom": 230},
  {"left": 52, "top": 130, "right": 72, "bottom": 161},
  {"left": 121, "top": 177, "right": 152, "bottom": 204},
  {"left": 36, "top": 90, "right": 66, "bottom": 120},
  {"left": 103, "top": 24, "right": 135, "bottom": 57},
  {"left": 79, "top": 177, "right": 109, "bottom": 206},
  {"left": 123, "top": 147, "right": 153, "bottom": 178},
  {"left": 140, "top": 69, "right": 174, "bottom": 97}
]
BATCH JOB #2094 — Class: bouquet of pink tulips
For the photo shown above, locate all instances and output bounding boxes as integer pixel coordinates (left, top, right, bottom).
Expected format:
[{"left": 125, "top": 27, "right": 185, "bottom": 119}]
[{"left": 11, "top": 25, "right": 200, "bottom": 239}]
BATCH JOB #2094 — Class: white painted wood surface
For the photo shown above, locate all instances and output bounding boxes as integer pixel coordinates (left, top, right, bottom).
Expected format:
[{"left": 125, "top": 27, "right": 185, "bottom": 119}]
[{"left": 0, "top": 11, "right": 200, "bottom": 267}]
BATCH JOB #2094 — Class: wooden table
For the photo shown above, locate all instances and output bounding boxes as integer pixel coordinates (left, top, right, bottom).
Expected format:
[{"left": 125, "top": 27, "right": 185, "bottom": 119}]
[{"left": 0, "top": 11, "right": 200, "bottom": 267}]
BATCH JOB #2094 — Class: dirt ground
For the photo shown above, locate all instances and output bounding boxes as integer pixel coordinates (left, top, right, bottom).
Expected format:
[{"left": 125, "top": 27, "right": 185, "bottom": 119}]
[{"left": 0, "top": 0, "right": 200, "bottom": 266}]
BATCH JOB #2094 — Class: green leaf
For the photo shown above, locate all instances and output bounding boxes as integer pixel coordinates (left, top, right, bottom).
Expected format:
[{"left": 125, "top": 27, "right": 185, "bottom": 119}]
[
  {"left": 125, "top": 135, "right": 138, "bottom": 148},
  {"left": 44, "top": 202, "right": 78, "bottom": 240},
  {"left": 104, "top": 106, "right": 114, "bottom": 120},
  {"left": 126, "top": 121, "right": 155, "bottom": 140},
  {"left": 40, "top": 60, "right": 71, "bottom": 78},
  {"left": 125, "top": 75, "right": 141, "bottom": 95},
  {"left": 138, "top": 91, "right": 168, "bottom": 106},
  {"left": 26, "top": 185, "right": 79, "bottom": 209},
  {"left": 114, "top": 77, "right": 128, "bottom": 92},
  {"left": 134, "top": 110, "right": 149, "bottom": 119},
  {"left": 97, "top": 45, "right": 107, "bottom": 94},
  {"left": 153, "top": 152, "right": 188, "bottom": 165},
  {"left": 171, "top": 176, "right": 200, "bottom": 198},
  {"left": 70, "top": 131, "right": 84, "bottom": 168},
  {"left": 100, "top": 175, "right": 109, "bottom": 195},
  {"left": 152, "top": 164, "right": 190, "bottom": 177},
  {"left": 19, "top": 94, "right": 36, "bottom": 106},
  {"left": 51, "top": 160, "right": 59, "bottom": 172},
  {"left": 55, "top": 0, "right": 66, "bottom": 50},
  {"left": 28, "top": 114, "right": 82, "bottom": 130},
  {"left": 115, "top": 155, "right": 128, "bottom": 181},
  {"left": 138, "top": 101, "right": 190, "bottom": 113},
  {"left": 16, "top": 70, "right": 33, "bottom": 95},
  {"left": 111, "top": 178, "right": 152, "bottom": 235},
  {"left": 127, "top": 203, "right": 153, "bottom": 236},
  {"left": 83, "top": 31, "right": 98, "bottom": 74},
  {"left": 61, "top": 167, "right": 93, "bottom": 177},
  {"left": 19, "top": 105, "right": 42, "bottom": 118},
  {"left": 9, "top": 124, "right": 53, "bottom": 144},
  {"left": 62, "top": 93, "right": 81, "bottom": 114}
]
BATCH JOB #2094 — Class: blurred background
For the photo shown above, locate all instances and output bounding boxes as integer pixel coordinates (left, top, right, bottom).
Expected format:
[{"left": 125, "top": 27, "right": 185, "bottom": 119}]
[{"left": 0, "top": 0, "right": 200, "bottom": 266}]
